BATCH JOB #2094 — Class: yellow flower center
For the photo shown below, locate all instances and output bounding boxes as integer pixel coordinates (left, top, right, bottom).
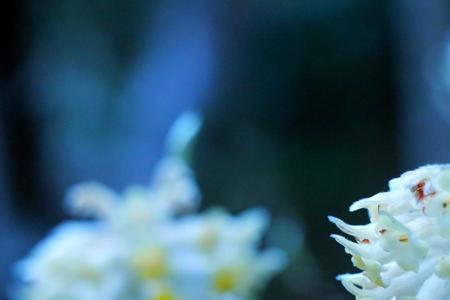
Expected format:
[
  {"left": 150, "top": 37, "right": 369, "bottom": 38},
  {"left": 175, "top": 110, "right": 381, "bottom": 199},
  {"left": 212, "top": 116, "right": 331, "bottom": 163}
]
[
  {"left": 133, "top": 248, "right": 167, "bottom": 279},
  {"left": 78, "top": 265, "right": 101, "bottom": 282},
  {"left": 213, "top": 269, "right": 236, "bottom": 293},
  {"left": 199, "top": 228, "right": 218, "bottom": 251},
  {"left": 153, "top": 290, "right": 177, "bottom": 300}
]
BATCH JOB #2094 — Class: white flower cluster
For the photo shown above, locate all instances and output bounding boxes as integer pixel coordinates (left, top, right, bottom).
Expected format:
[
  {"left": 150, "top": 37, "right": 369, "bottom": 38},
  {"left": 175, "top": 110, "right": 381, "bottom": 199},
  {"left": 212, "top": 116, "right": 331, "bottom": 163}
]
[
  {"left": 330, "top": 165, "right": 450, "bottom": 300},
  {"left": 13, "top": 115, "right": 286, "bottom": 300}
]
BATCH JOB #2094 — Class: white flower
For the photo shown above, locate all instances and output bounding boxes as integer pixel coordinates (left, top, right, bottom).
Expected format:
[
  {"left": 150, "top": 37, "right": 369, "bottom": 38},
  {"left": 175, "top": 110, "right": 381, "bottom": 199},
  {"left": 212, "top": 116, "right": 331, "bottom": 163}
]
[
  {"left": 13, "top": 113, "right": 286, "bottom": 300},
  {"left": 330, "top": 165, "right": 450, "bottom": 300},
  {"left": 169, "top": 208, "right": 286, "bottom": 299},
  {"left": 14, "top": 222, "right": 131, "bottom": 300}
]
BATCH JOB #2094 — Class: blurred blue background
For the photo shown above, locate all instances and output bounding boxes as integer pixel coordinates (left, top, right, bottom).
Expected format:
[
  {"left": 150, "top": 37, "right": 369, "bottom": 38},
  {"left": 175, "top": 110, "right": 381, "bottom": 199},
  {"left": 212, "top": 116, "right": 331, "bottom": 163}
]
[{"left": 2, "top": 0, "right": 450, "bottom": 299}]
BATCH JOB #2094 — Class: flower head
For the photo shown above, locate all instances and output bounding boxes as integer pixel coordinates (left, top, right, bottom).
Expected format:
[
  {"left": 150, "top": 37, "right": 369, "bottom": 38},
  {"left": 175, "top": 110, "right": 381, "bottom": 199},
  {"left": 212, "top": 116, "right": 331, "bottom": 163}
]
[
  {"left": 330, "top": 165, "right": 450, "bottom": 300},
  {"left": 13, "top": 113, "right": 286, "bottom": 300}
]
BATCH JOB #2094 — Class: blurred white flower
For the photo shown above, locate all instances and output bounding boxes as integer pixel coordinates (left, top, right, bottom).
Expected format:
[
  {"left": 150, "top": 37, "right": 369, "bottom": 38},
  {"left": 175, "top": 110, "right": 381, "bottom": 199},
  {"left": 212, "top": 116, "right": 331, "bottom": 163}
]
[
  {"left": 330, "top": 165, "right": 450, "bottom": 300},
  {"left": 13, "top": 113, "right": 286, "bottom": 300}
]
